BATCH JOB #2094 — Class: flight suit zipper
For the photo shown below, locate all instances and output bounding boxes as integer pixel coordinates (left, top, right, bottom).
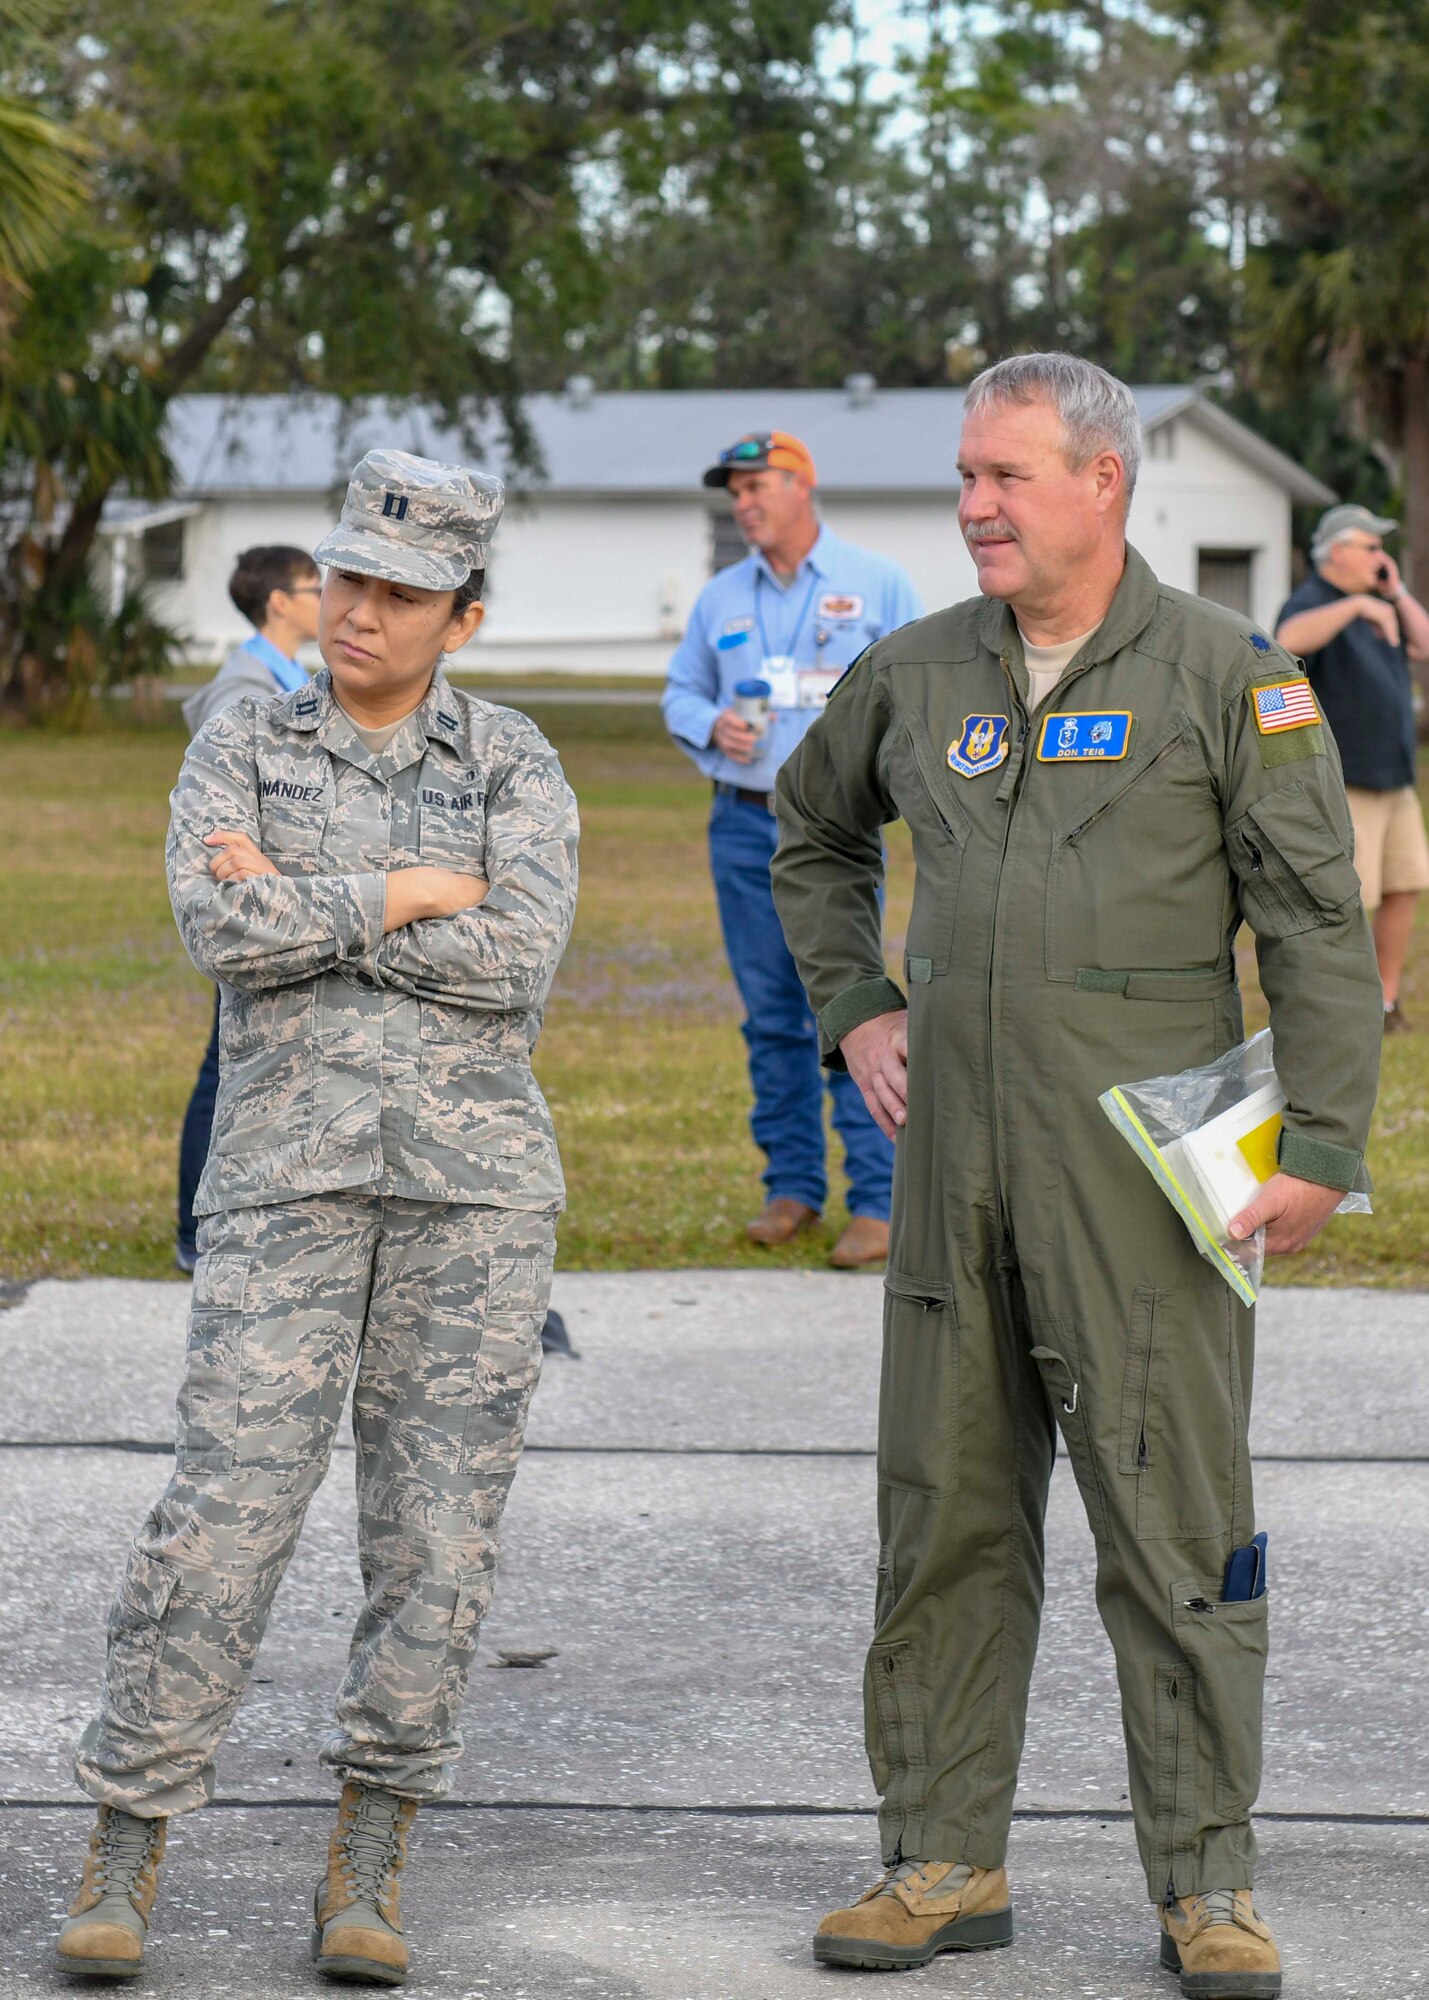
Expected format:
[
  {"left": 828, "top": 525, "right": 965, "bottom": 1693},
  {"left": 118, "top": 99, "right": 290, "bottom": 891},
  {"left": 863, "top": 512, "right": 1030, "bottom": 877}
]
[
  {"left": 984, "top": 640, "right": 1107, "bottom": 1239},
  {"left": 986, "top": 652, "right": 1030, "bottom": 1244}
]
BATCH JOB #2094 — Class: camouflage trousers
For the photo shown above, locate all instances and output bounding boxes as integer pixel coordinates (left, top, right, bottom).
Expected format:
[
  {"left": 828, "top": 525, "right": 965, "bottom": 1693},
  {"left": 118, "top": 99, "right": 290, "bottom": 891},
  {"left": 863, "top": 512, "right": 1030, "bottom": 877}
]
[{"left": 74, "top": 1192, "right": 555, "bottom": 1816}]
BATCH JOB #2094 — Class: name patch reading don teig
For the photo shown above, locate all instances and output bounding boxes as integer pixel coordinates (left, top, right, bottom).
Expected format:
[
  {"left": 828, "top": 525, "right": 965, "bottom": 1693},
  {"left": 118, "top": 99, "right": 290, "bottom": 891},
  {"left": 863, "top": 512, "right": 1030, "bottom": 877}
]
[{"left": 1036, "top": 711, "right": 1132, "bottom": 762}]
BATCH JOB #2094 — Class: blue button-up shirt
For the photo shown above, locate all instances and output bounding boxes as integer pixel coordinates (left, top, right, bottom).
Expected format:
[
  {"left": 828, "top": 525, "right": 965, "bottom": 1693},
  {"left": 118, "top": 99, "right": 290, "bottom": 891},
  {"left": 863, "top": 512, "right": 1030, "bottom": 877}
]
[{"left": 662, "top": 525, "right": 923, "bottom": 788}]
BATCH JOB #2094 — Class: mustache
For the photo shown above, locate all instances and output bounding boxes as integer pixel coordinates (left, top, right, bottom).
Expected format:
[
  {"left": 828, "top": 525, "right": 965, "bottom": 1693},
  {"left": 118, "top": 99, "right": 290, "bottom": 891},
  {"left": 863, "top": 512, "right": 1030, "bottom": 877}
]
[{"left": 964, "top": 522, "right": 1019, "bottom": 544}]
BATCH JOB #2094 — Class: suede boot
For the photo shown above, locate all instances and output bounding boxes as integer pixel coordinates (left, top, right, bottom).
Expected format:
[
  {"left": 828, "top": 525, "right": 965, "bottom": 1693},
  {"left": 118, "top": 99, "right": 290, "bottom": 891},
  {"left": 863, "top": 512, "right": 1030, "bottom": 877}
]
[
  {"left": 1160, "top": 1888, "right": 1282, "bottom": 1997},
  {"left": 814, "top": 1859, "right": 1013, "bottom": 1969},
  {"left": 55, "top": 1805, "right": 167, "bottom": 1980},
  {"left": 312, "top": 1782, "right": 418, "bottom": 1986}
]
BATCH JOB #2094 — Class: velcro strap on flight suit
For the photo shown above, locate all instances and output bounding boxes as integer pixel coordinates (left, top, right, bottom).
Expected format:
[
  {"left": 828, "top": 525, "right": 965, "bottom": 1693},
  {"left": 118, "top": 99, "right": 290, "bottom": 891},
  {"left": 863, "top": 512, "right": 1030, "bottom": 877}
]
[
  {"left": 1277, "top": 1127, "right": 1362, "bottom": 1193},
  {"left": 1074, "top": 967, "right": 1236, "bottom": 1001}
]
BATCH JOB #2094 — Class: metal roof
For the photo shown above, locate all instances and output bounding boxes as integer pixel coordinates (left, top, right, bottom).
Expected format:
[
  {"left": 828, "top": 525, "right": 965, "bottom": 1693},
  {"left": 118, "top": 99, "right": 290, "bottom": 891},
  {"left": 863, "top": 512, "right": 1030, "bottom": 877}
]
[{"left": 162, "top": 386, "right": 1334, "bottom": 507}]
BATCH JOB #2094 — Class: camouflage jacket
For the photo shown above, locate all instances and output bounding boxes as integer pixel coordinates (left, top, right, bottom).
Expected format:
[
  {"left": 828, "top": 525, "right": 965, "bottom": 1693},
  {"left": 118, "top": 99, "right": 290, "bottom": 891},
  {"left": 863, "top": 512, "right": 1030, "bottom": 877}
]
[{"left": 168, "top": 668, "right": 578, "bottom": 1216}]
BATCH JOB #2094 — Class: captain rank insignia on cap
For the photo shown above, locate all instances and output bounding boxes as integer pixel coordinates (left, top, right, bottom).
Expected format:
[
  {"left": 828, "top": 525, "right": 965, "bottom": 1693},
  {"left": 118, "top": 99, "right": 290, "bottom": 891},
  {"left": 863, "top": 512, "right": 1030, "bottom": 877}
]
[
  {"left": 1036, "top": 711, "right": 1132, "bottom": 761},
  {"left": 947, "top": 714, "right": 1011, "bottom": 777}
]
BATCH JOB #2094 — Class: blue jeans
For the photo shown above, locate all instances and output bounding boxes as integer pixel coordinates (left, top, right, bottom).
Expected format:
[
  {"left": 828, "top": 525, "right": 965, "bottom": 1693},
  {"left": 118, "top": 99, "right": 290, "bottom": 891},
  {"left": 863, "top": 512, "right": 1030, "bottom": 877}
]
[
  {"left": 708, "top": 788, "right": 893, "bottom": 1220},
  {"left": 177, "top": 991, "right": 221, "bottom": 1258}
]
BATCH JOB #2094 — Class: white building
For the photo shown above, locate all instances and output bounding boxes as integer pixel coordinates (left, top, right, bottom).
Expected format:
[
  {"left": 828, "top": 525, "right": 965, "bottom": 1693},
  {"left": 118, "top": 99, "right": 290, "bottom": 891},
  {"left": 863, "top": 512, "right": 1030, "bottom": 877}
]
[{"left": 99, "top": 384, "right": 1334, "bottom": 675}]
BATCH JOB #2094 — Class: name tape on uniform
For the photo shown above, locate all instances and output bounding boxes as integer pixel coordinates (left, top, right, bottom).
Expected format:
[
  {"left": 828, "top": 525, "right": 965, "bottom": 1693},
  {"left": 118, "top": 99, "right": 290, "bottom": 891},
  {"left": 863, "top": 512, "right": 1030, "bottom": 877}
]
[
  {"left": 1037, "top": 711, "right": 1132, "bottom": 762},
  {"left": 1252, "top": 679, "right": 1320, "bottom": 735},
  {"left": 947, "top": 713, "right": 1010, "bottom": 777}
]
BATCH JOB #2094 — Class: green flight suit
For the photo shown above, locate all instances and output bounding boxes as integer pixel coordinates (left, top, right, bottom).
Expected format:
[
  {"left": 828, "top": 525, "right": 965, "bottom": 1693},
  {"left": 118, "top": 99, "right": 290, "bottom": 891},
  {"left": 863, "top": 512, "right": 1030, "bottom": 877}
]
[{"left": 770, "top": 547, "right": 1381, "bottom": 1904}]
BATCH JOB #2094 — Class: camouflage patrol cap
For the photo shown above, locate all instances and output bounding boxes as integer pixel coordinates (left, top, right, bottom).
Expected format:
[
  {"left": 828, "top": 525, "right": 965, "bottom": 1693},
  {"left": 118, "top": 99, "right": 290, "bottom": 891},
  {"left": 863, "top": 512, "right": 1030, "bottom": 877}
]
[{"left": 313, "top": 449, "right": 504, "bottom": 591}]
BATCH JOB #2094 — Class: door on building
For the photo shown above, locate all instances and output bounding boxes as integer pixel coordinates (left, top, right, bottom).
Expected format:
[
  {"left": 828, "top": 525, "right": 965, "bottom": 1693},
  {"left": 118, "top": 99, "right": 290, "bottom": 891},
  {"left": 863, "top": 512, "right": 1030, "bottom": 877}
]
[{"left": 1197, "top": 548, "right": 1256, "bottom": 617}]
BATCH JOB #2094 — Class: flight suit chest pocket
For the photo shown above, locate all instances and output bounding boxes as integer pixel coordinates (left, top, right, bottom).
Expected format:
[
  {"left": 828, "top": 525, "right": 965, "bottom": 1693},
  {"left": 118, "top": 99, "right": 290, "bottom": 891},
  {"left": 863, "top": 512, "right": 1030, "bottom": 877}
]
[
  {"left": 417, "top": 765, "right": 488, "bottom": 871},
  {"left": 895, "top": 720, "right": 971, "bottom": 981},
  {"left": 878, "top": 1274, "right": 959, "bottom": 1495},
  {"left": 1044, "top": 729, "right": 1225, "bottom": 979}
]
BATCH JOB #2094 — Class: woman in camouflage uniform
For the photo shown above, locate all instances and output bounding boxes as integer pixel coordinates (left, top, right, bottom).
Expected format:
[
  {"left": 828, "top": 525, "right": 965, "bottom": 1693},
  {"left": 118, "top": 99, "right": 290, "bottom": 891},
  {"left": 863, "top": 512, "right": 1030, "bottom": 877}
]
[{"left": 57, "top": 451, "right": 578, "bottom": 1987}]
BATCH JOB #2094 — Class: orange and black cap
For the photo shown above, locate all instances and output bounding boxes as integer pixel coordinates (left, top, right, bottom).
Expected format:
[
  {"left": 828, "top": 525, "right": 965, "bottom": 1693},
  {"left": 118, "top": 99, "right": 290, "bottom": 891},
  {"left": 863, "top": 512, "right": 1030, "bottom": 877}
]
[{"left": 703, "top": 429, "right": 817, "bottom": 489}]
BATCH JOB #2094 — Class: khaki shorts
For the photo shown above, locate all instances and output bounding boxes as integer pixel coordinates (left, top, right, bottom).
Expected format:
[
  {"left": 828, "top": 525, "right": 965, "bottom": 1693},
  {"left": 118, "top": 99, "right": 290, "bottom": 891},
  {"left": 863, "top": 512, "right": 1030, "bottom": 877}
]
[{"left": 1345, "top": 785, "right": 1429, "bottom": 911}]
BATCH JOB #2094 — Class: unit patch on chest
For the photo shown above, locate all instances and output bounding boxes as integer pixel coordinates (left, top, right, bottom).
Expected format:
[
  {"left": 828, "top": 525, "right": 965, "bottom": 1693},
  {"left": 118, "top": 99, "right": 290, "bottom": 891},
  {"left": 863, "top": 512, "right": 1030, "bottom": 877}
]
[
  {"left": 818, "top": 592, "right": 865, "bottom": 621},
  {"left": 1036, "top": 711, "right": 1132, "bottom": 762},
  {"left": 947, "top": 713, "right": 1010, "bottom": 777}
]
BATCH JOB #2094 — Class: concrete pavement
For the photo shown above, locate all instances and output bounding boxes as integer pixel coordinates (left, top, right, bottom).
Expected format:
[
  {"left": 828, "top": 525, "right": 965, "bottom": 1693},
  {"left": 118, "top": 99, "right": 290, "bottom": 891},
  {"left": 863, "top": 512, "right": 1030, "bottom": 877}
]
[{"left": 0, "top": 1274, "right": 1424, "bottom": 1997}]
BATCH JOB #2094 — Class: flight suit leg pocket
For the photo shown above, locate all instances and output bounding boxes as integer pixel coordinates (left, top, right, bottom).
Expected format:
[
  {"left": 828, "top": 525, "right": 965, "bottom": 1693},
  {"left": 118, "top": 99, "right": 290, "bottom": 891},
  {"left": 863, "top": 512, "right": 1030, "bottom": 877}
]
[
  {"left": 1030, "top": 1338, "right": 1110, "bottom": 1544},
  {"left": 106, "top": 1551, "right": 179, "bottom": 1728},
  {"left": 177, "top": 1252, "right": 251, "bottom": 1473},
  {"left": 865, "top": 1638, "right": 928, "bottom": 1859},
  {"left": 1154, "top": 1661, "right": 1199, "bottom": 1887},
  {"left": 1173, "top": 1583, "right": 1269, "bottom": 1819},
  {"left": 1119, "top": 1283, "right": 1236, "bottom": 1541},
  {"left": 878, "top": 1275, "right": 958, "bottom": 1496}
]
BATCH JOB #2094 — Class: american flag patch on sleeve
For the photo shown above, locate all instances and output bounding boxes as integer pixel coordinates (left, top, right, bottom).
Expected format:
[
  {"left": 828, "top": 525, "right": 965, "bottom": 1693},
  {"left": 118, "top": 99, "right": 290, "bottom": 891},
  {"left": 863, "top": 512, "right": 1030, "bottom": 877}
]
[{"left": 1252, "top": 678, "right": 1320, "bottom": 734}]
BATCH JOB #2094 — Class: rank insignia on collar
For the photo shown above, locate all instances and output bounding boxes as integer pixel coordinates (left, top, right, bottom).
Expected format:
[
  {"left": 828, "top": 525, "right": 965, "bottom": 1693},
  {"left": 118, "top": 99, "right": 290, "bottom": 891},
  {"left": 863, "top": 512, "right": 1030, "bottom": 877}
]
[
  {"left": 1036, "top": 710, "right": 1132, "bottom": 761},
  {"left": 947, "top": 713, "right": 1010, "bottom": 777}
]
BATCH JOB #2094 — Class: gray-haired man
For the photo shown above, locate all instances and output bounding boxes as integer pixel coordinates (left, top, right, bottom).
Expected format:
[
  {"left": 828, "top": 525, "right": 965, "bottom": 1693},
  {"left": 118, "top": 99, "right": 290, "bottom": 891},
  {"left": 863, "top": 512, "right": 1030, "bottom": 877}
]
[
  {"left": 56, "top": 451, "right": 578, "bottom": 1987},
  {"left": 771, "top": 354, "right": 1381, "bottom": 1995}
]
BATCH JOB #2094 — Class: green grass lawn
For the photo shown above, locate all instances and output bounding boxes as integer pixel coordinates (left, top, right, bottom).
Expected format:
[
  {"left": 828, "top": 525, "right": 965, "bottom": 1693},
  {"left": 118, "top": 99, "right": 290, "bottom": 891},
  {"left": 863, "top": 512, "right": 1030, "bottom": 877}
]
[{"left": 1, "top": 701, "right": 1425, "bottom": 1283}]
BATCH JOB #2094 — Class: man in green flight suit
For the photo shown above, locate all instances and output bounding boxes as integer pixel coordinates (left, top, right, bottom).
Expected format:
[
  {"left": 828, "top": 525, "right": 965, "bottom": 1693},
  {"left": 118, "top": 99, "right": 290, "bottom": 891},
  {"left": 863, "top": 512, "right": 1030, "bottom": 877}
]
[{"left": 770, "top": 354, "right": 1382, "bottom": 1999}]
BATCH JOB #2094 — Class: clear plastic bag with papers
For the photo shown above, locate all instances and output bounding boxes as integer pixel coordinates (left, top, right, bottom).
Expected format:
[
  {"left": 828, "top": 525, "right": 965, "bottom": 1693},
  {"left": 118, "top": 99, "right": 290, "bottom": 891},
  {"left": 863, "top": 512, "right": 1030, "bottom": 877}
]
[{"left": 1098, "top": 1028, "right": 1370, "bottom": 1304}]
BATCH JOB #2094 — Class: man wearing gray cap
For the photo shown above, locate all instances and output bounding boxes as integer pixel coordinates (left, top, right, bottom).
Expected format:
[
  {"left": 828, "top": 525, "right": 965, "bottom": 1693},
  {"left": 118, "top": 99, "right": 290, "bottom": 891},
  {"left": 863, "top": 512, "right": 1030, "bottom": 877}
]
[
  {"left": 1277, "top": 503, "right": 1429, "bottom": 1030},
  {"left": 55, "top": 451, "right": 579, "bottom": 1987}
]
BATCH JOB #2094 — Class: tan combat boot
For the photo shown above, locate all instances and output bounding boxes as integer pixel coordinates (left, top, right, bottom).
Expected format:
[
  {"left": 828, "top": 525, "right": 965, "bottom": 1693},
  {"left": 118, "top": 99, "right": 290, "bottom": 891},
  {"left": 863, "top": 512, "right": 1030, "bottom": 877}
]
[
  {"left": 813, "top": 1858, "right": 1013, "bottom": 1969},
  {"left": 1160, "top": 1888, "right": 1282, "bottom": 1997},
  {"left": 312, "top": 1782, "right": 418, "bottom": 1986},
  {"left": 55, "top": 1805, "right": 167, "bottom": 1980}
]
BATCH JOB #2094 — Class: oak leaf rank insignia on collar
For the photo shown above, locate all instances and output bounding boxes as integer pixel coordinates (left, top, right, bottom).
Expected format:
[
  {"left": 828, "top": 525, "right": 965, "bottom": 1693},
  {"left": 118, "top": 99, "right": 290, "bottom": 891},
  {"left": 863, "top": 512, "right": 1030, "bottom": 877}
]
[{"left": 947, "top": 713, "right": 1011, "bottom": 777}]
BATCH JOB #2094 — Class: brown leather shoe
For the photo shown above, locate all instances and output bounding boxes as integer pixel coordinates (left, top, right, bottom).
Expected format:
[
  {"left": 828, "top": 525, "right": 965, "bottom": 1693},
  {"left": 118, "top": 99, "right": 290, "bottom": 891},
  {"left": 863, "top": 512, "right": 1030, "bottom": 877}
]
[
  {"left": 830, "top": 1215, "right": 890, "bottom": 1268},
  {"left": 745, "top": 1197, "right": 819, "bottom": 1245},
  {"left": 1160, "top": 1889, "right": 1281, "bottom": 1997},
  {"left": 814, "top": 1859, "right": 1013, "bottom": 1969}
]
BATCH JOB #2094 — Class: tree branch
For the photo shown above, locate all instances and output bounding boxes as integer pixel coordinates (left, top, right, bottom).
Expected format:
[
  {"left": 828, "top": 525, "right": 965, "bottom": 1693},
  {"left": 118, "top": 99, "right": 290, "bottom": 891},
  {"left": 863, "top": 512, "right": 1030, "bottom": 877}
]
[{"left": 157, "top": 262, "right": 256, "bottom": 391}]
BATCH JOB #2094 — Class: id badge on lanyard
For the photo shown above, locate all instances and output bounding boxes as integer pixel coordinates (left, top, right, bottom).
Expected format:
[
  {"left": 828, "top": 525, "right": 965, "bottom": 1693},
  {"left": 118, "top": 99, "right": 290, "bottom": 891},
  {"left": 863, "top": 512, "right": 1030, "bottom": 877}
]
[
  {"left": 762, "top": 655, "right": 799, "bottom": 709},
  {"left": 796, "top": 667, "right": 842, "bottom": 708}
]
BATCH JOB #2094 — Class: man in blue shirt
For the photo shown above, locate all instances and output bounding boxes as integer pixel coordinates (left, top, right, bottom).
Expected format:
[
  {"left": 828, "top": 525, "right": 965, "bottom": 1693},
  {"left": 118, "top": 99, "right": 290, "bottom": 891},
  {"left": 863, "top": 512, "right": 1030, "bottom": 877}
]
[
  {"left": 663, "top": 430, "right": 923, "bottom": 1266},
  {"left": 1276, "top": 503, "right": 1429, "bottom": 1033},
  {"left": 175, "top": 546, "right": 320, "bottom": 1268}
]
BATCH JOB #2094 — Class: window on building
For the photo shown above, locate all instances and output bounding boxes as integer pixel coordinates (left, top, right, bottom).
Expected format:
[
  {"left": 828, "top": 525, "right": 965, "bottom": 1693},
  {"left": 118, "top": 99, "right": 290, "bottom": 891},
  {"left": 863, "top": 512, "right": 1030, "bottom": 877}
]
[
  {"left": 1146, "top": 422, "right": 1176, "bottom": 460},
  {"left": 142, "top": 520, "right": 185, "bottom": 583},
  {"left": 1197, "top": 548, "right": 1255, "bottom": 617},
  {"left": 709, "top": 510, "right": 747, "bottom": 573}
]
